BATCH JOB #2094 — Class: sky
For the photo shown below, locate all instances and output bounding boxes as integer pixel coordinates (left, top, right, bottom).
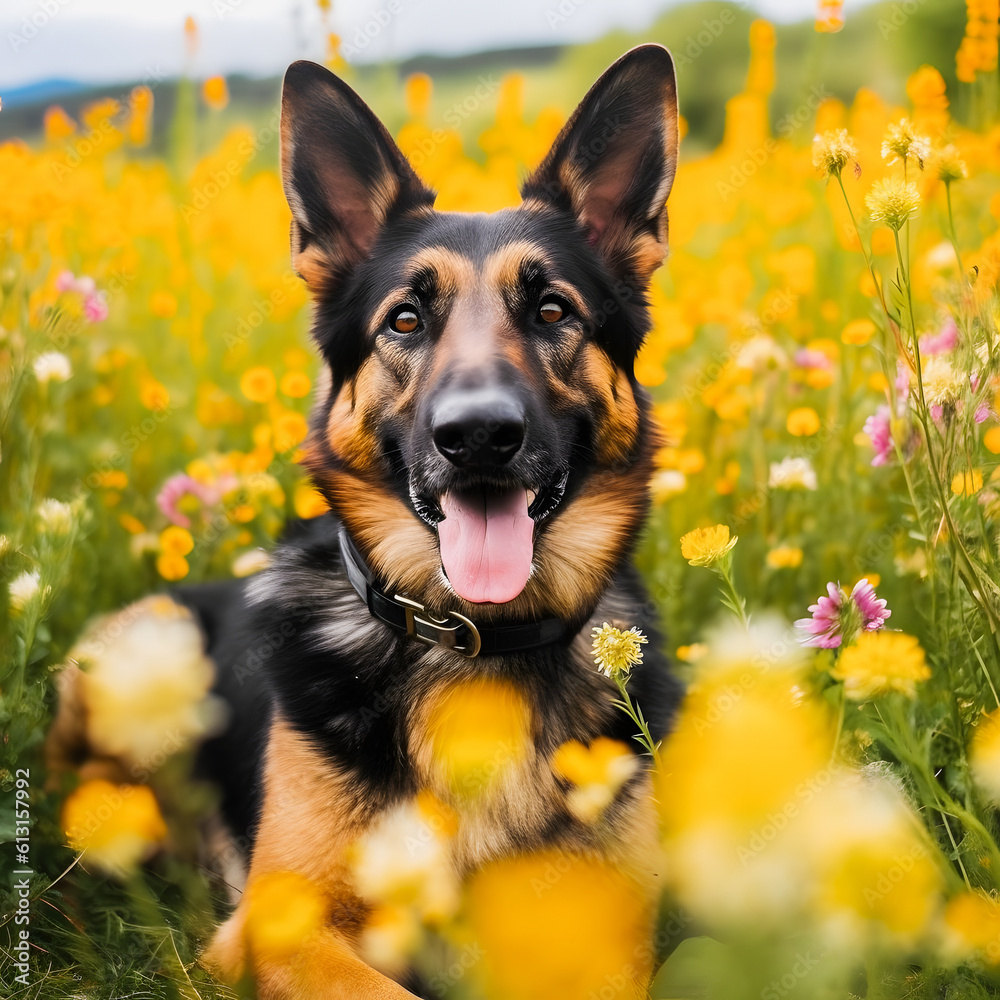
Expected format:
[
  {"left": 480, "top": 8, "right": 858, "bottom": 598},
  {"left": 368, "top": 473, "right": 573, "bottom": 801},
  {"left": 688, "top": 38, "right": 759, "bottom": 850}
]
[{"left": 1, "top": 0, "right": 878, "bottom": 93}]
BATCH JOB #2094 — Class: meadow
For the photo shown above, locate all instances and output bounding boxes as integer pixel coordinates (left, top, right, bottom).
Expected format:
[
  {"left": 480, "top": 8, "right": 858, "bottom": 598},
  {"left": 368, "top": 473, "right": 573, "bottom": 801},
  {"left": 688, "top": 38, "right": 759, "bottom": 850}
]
[{"left": 4, "top": 1, "right": 1000, "bottom": 998}]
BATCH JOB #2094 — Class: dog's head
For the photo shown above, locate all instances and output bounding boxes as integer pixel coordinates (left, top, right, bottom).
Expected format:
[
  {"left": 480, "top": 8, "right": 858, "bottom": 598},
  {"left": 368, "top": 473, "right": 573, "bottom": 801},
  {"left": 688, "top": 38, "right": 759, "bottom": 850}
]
[{"left": 280, "top": 46, "right": 678, "bottom": 627}]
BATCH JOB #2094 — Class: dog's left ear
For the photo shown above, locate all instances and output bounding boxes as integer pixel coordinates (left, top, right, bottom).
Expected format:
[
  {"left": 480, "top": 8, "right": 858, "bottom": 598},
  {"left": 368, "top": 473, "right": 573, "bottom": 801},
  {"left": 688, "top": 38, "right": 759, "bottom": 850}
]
[
  {"left": 522, "top": 44, "right": 678, "bottom": 286},
  {"left": 280, "top": 60, "right": 435, "bottom": 294}
]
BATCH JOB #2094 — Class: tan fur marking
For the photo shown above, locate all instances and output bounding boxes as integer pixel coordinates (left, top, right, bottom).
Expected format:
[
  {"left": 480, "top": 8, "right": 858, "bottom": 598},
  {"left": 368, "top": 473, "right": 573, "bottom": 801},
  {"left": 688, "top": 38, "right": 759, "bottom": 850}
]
[
  {"left": 575, "top": 344, "right": 640, "bottom": 465},
  {"left": 484, "top": 241, "right": 588, "bottom": 323},
  {"left": 325, "top": 376, "right": 374, "bottom": 473},
  {"left": 202, "top": 715, "right": 417, "bottom": 998},
  {"left": 402, "top": 246, "right": 474, "bottom": 297},
  {"left": 325, "top": 356, "right": 413, "bottom": 472},
  {"left": 293, "top": 243, "right": 333, "bottom": 294},
  {"left": 535, "top": 465, "right": 648, "bottom": 619}
]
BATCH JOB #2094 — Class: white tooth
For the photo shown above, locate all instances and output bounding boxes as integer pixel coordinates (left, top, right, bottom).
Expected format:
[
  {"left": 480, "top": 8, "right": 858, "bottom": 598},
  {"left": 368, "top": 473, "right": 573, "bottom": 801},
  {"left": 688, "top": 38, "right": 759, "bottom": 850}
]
[{"left": 526, "top": 489, "right": 537, "bottom": 506}]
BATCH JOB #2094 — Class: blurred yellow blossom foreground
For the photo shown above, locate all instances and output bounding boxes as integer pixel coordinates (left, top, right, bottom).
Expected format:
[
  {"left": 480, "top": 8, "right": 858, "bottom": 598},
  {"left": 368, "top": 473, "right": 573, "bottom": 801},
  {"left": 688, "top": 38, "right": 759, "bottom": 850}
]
[{"left": 7, "top": 8, "right": 1000, "bottom": 1000}]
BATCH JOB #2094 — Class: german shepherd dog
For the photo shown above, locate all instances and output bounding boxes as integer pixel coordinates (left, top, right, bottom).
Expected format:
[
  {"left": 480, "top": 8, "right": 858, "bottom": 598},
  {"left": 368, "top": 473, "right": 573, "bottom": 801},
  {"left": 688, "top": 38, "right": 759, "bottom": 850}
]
[{"left": 52, "top": 44, "right": 683, "bottom": 999}]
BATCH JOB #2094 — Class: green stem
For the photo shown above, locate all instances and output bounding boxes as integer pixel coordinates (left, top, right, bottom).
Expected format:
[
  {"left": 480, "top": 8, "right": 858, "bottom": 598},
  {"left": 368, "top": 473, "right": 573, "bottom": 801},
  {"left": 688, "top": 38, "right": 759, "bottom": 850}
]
[
  {"left": 715, "top": 559, "right": 750, "bottom": 631},
  {"left": 613, "top": 673, "right": 660, "bottom": 762},
  {"left": 945, "top": 181, "right": 964, "bottom": 277},
  {"left": 892, "top": 229, "right": 1000, "bottom": 646},
  {"left": 835, "top": 173, "right": 893, "bottom": 324}
]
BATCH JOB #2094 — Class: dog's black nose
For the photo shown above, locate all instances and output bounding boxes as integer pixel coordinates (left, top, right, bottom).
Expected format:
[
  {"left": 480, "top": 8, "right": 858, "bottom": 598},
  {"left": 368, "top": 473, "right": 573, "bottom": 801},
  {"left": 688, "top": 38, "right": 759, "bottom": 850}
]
[{"left": 431, "top": 388, "right": 525, "bottom": 467}]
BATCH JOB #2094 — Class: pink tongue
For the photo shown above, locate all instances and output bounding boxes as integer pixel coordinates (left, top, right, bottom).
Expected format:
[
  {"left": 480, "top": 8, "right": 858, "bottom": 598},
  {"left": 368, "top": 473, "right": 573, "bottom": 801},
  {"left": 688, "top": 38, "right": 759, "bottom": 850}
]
[{"left": 438, "top": 488, "right": 534, "bottom": 604}]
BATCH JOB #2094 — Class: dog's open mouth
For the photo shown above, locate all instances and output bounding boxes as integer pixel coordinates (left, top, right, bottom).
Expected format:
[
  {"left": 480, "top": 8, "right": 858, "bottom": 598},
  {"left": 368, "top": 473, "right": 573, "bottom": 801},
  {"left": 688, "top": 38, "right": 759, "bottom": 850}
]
[{"left": 410, "top": 474, "right": 568, "bottom": 604}]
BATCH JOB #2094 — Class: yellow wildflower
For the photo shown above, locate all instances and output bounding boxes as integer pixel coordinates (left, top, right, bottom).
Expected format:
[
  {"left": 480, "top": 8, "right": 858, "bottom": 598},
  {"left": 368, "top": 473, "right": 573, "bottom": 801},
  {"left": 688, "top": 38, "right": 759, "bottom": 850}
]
[
  {"left": 676, "top": 643, "right": 708, "bottom": 663},
  {"left": 766, "top": 545, "right": 803, "bottom": 569},
  {"left": 830, "top": 631, "right": 930, "bottom": 700},
  {"left": 801, "top": 774, "right": 944, "bottom": 945},
  {"left": 294, "top": 482, "right": 329, "bottom": 518},
  {"left": 280, "top": 370, "right": 311, "bottom": 398},
  {"left": 149, "top": 290, "right": 177, "bottom": 318},
  {"left": 591, "top": 622, "right": 647, "bottom": 678},
  {"left": 240, "top": 366, "right": 277, "bottom": 403},
  {"left": 139, "top": 377, "right": 170, "bottom": 411},
  {"left": 865, "top": 178, "right": 920, "bottom": 232},
  {"left": 43, "top": 106, "right": 76, "bottom": 141},
  {"left": 933, "top": 144, "right": 968, "bottom": 184},
  {"left": 202, "top": 75, "right": 229, "bottom": 111},
  {"left": 244, "top": 871, "right": 325, "bottom": 958},
  {"left": 160, "top": 525, "right": 194, "bottom": 556},
  {"left": 62, "top": 780, "right": 167, "bottom": 874},
  {"left": 842, "top": 318, "right": 876, "bottom": 345},
  {"left": 880, "top": 118, "right": 931, "bottom": 167},
  {"left": 945, "top": 891, "right": 1000, "bottom": 965},
  {"left": 812, "top": 129, "right": 858, "bottom": 179},
  {"left": 426, "top": 679, "right": 531, "bottom": 793},
  {"left": 970, "top": 709, "right": 1000, "bottom": 806},
  {"left": 952, "top": 468, "right": 984, "bottom": 496},
  {"left": 984, "top": 427, "right": 1000, "bottom": 453},
  {"left": 358, "top": 904, "right": 421, "bottom": 977},
  {"left": 680, "top": 525, "right": 737, "bottom": 567},
  {"left": 787, "top": 406, "right": 821, "bottom": 436},
  {"left": 466, "top": 851, "right": 653, "bottom": 1000},
  {"left": 156, "top": 553, "right": 189, "bottom": 580},
  {"left": 552, "top": 737, "right": 638, "bottom": 823},
  {"left": 273, "top": 410, "right": 309, "bottom": 452},
  {"left": 118, "top": 513, "right": 145, "bottom": 534}
]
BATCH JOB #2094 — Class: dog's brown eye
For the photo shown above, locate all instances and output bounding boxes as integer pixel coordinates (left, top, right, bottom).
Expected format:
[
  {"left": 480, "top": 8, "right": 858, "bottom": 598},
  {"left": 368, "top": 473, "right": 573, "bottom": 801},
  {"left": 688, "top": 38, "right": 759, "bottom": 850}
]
[
  {"left": 390, "top": 307, "right": 420, "bottom": 334},
  {"left": 538, "top": 299, "right": 564, "bottom": 324}
]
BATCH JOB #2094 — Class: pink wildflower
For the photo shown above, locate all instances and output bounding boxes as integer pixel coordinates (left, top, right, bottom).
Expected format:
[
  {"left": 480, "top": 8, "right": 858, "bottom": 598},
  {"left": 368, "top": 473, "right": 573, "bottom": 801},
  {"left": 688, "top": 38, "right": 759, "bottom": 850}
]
[
  {"left": 56, "top": 270, "right": 106, "bottom": 320},
  {"left": 156, "top": 474, "right": 216, "bottom": 529},
  {"left": 83, "top": 292, "right": 108, "bottom": 323},
  {"left": 863, "top": 405, "right": 893, "bottom": 467},
  {"left": 919, "top": 316, "right": 958, "bottom": 356},
  {"left": 794, "top": 348, "right": 832, "bottom": 370},
  {"left": 795, "top": 578, "right": 891, "bottom": 648}
]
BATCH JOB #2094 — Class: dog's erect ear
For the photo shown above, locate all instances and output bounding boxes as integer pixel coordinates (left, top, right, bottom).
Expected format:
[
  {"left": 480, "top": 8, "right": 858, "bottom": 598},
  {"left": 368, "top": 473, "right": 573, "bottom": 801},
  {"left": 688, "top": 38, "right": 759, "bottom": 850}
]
[
  {"left": 280, "top": 60, "right": 435, "bottom": 293},
  {"left": 521, "top": 45, "right": 678, "bottom": 286}
]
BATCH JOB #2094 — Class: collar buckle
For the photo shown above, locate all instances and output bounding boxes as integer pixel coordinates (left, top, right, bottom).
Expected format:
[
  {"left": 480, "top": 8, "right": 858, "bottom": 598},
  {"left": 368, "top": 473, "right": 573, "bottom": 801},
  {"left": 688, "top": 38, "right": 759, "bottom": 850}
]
[{"left": 394, "top": 594, "right": 482, "bottom": 658}]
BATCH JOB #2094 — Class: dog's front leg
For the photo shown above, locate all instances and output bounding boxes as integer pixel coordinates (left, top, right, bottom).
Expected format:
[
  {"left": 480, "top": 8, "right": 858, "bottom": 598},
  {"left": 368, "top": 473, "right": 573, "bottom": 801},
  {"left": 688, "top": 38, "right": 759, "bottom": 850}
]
[
  {"left": 204, "top": 911, "right": 416, "bottom": 999},
  {"left": 203, "top": 714, "right": 418, "bottom": 999}
]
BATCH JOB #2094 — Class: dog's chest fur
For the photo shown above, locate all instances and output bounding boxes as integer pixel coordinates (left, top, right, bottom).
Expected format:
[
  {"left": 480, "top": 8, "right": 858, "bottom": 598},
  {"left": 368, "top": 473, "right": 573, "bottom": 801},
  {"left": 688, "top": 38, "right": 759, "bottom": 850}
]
[{"left": 239, "top": 517, "right": 662, "bottom": 874}]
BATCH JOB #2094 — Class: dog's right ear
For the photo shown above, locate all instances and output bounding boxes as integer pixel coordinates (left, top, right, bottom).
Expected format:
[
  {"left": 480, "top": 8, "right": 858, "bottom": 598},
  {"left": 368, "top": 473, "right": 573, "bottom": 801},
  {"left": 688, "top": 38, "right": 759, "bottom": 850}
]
[{"left": 280, "top": 61, "right": 435, "bottom": 294}]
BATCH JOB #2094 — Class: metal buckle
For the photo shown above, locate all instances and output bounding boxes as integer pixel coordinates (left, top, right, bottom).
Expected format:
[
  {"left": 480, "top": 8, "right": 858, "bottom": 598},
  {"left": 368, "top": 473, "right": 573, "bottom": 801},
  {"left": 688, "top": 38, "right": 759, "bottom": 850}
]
[{"left": 394, "top": 594, "right": 482, "bottom": 658}]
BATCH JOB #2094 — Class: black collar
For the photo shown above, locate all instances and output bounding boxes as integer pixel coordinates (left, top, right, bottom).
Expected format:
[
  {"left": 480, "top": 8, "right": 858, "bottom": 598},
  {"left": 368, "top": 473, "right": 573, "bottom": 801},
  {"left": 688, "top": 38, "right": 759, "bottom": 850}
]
[{"left": 337, "top": 527, "right": 566, "bottom": 658}]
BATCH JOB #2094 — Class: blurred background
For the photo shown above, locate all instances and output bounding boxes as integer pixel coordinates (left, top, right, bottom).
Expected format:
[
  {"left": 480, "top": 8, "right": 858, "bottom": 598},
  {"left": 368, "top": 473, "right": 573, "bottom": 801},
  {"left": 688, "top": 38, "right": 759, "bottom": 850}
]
[
  {"left": 7, "top": 2, "right": 1000, "bottom": 999},
  {"left": 0, "top": 0, "right": 969, "bottom": 155}
]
